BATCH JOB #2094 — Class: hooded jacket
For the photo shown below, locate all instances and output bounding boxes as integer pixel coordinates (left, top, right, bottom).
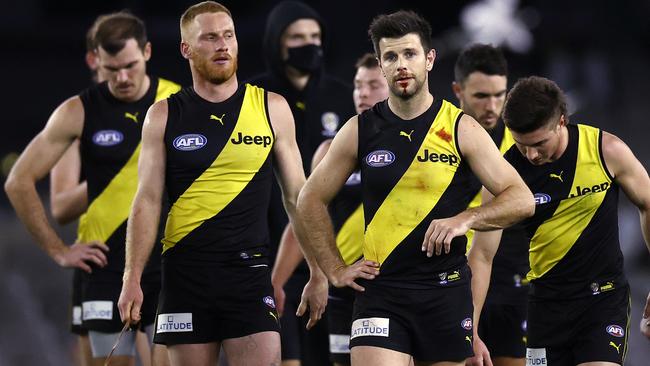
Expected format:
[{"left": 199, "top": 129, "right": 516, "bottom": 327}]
[
  {"left": 247, "top": 1, "right": 355, "bottom": 268},
  {"left": 247, "top": 1, "right": 355, "bottom": 173}
]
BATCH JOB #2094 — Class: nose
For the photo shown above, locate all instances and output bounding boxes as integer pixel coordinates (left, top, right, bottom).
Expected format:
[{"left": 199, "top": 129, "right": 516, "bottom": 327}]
[
  {"left": 486, "top": 97, "right": 497, "bottom": 112},
  {"left": 215, "top": 37, "right": 228, "bottom": 51},
  {"left": 525, "top": 147, "right": 540, "bottom": 162},
  {"left": 116, "top": 69, "right": 129, "bottom": 83},
  {"left": 357, "top": 85, "right": 370, "bottom": 99}
]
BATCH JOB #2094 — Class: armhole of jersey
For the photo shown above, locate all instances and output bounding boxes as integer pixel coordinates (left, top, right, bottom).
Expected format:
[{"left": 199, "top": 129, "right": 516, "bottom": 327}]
[
  {"left": 597, "top": 129, "right": 615, "bottom": 182},
  {"left": 453, "top": 111, "right": 465, "bottom": 160},
  {"left": 78, "top": 93, "right": 89, "bottom": 145},
  {"left": 263, "top": 90, "right": 276, "bottom": 139},
  {"left": 163, "top": 96, "right": 177, "bottom": 145},
  {"left": 356, "top": 113, "right": 364, "bottom": 170}
]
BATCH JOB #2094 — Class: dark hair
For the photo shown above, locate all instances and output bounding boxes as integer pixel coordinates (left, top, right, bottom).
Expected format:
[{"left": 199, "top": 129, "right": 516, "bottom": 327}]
[
  {"left": 503, "top": 76, "right": 569, "bottom": 133},
  {"left": 454, "top": 43, "right": 507, "bottom": 84},
  {"left": 94, "top": 11, "right": 147, "bottom": 55},
  {"left": 368, "top": 10, "right": 432, "bottom": 56},
  {"left": 355, "top": 53, "right": 379, "bottom": 70}
]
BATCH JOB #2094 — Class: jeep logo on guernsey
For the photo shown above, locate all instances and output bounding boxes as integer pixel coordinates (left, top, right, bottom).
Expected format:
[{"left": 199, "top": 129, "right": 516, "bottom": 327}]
[
  {"left": 416, "top": 149, "right": 459, "bottom": 166},
  {"left": 606, "top": 325, "right": 625, "bottom": 338},
  {"left": 230, "top": 132, "right": 272, "bottom": 147},
  {"left": 534, "top": 193, "right": 551, "bottom": 205},
  {"left": 569, "top": 182, "right": 610, "bottom": 198},
  {"left": 350, "top": 317, "right": 390, "bottom": 339},
  {"left": 93, "top": 130, "right": 123, "bottom": 146},
  {"left": 173, "top": 134, "right": 207, "bottom": 151},
  {"left": 365, "top": 150, "right": 395, "bottom": 167},
  {"left": 156, "top": 313, "right": 193, "bottom": 333}
]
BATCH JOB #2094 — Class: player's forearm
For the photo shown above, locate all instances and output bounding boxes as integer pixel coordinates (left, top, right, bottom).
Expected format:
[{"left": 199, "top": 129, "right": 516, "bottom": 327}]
[
  {"left": 123, "top": 197, "right": 161, "bottom": 283},
  {"left": 5, "top": 176, "right": 68, "bottom": 260},
  {"left": 467, "top": 249, "right": 494, "bottom": 336},
  {"left": 294, "top": 192, "right": 345, "bottom": 281},
  {"left": 51, "top": 181, "right": 88, "bottom": 225},
  {"left": 469, "top": 184, "right": 533, "bottom": 231},
  {"left": 272, "top": 225, "right": 306, "bottom": 288},
  {"left": 640, "top": 208, "right": 650, "bottom": 254}
]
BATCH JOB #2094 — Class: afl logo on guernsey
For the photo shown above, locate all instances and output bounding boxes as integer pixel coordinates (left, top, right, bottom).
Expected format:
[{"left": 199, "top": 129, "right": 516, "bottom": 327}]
[
  {"left": 461, "top": 318, "right": 473, "bottom": 330},
  {"left": 93, "top": 130, "right": 123, "bottom": 146},
  {"left": 365, "top": 150, "right": 395, "bottom": 167},
  {"left": 173, "top": 134, "right": 207, "bottom": 151},
  {"left": 534, "top": 193, "right": 551, "bottom": 205}
]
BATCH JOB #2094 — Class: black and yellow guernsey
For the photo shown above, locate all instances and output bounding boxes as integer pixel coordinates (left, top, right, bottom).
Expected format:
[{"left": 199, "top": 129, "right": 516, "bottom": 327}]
[
  {"left": 505, "top": 123, "right": 625, "bottom": 299},
  {"left": 465, "top": 122, "right": 530, "bottom": 304},
  {"left": 78, "top": 77, "right": 181, "bottom": 281},
  {"left": 358, "top": 98, "right": 476, "bottom": 289},
  {"left": 162, "top": 84, "right": 275, "bottom": 265},
  {"left": 330, "top": 170, "right": 363, "bottom": 266}
]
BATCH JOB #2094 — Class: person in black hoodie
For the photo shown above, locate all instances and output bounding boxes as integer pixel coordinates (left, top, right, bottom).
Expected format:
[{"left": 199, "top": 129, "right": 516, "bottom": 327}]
[{"left": 248, "top": 2, "right": 355, "bottom": 366}]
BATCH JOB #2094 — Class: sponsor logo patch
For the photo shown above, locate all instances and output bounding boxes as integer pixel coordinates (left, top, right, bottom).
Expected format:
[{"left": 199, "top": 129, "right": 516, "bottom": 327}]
[
  {"left": 461, "top": 318, "right": 473, "bottom": 330},
  {"left": 230, "top": 132, "right": 272, "bottom": 147},
  {"left": 365, "top": 150, "right": 395, "bottom": 167},
  {"left": 156, "top": 313, "right": 193, "bottom": 333},
  {"left": 416, "top": 149, "right": 459, "bottom": 166},
  {"left": 72, "top": 306, "right": 82, "bottom": 325},
  {"left": 350, "top": 317, "right": 389, "bottom": 339},
  {"left": 82, "top": 301, "right": 113, "bottom": 320},
  {"left": 534, "top": 193, "right": 551, "bottom": 205},
  {"left": 93, "top": 130, "right": 123, "bottom": 146},
  {"left": 606, "top": 324, "right": 625, "bottom": 338},
  {"left": 569, "top": 182, "right": 610, "bottom": 198},
  {"left": 173, "top": 134, "right": 207, "bottom": 151},
  {"left": 526, "top": 348, "right": 547, "bottom": 365},
  {"left": 329, "top": 334, "right": 351, "bottom": 354}
]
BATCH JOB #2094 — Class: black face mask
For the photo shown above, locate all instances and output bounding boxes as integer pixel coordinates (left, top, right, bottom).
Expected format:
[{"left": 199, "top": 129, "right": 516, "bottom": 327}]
[{"left": 286, "top": 44, "right": 323, "bottom": 73}]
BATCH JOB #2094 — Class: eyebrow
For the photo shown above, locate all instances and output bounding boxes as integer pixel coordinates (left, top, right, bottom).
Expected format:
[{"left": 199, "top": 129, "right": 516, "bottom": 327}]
[
  {"left": 103, "top": 60, "right": 138, "bottom": 70},
  {"left": 471, "top": 89, "right": 507, "bottom": 97}
]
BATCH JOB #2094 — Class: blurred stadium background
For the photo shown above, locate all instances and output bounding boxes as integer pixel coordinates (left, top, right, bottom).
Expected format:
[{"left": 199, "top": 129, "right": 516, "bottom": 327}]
[{"left": 0, "top": 0, "right": 648, "bottom": 364}]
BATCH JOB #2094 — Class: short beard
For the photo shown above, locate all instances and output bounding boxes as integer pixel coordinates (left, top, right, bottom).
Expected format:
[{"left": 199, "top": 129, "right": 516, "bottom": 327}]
[
  {"left": 193, "top": 54, "right": 238, "bottom": 85},
  {"left": 390, "top": 77, "right": 424, "bottom": 101}
]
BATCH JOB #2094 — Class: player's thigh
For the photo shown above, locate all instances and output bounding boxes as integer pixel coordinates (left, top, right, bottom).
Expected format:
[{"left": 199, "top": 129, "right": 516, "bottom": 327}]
[
  {"left": 167, "top": 342, "right": 219, "bottom": 366},
  {"left": 492, "top": 356, "right": 525, "bottom": 366},
  {"left": 351, "top": 346, "right": 411, "bottom": 366},
  {"left": 222, "top": 331, "right": 280, "bottom": 366}
]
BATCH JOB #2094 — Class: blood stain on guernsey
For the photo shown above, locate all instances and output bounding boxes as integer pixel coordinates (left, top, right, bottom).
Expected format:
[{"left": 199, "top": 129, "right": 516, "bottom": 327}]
[{"left": 435, "top": 129, "right": 452, "bottom": 142}]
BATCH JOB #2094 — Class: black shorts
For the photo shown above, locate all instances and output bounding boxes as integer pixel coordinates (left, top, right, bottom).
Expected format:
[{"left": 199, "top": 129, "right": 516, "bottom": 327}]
[
  {"left": 69, "top": 269, "right": 86, "bottom": 335},
  {"left": 81, "top": 274, "right": 159, "bottom": 333},
  {"left": 527, "top": 287, "right": 630, "bottom": 366},
  {"left": 278, "top": 271, "right": 331, "bottom": 365},
  {"left": 350, "top": 279, "right": 474, "bottom": 362},
  {"left": 478, "top": 302, "right": 527, "bottom": 358},
  {"left": 153, "top": 261, "right": 280, "bottom": 345},
  {"left": 328, "top": 286, "right": 355, "bottom": 364}
]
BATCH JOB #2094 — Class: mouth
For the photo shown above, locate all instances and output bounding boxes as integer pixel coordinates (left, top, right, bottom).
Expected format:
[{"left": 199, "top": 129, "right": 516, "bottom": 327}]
[{"left": 212, "top": 54, "right": 231, "bottom": 64}]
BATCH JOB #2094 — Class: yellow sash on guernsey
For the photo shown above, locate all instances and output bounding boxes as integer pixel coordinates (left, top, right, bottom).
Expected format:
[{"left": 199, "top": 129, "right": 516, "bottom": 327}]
[
  {"left": 162, "top": 84, "right": 274, "bottom": 253},
  {"left": 466, "top": 127, "right": 515, "bottom": 247},
  {"left": 527, "top": 124, "right": 612, "bottom": 281},
  {"left": 364, "top": 100, "right": 463, "bottom": 266},
  {"left": 77, "top": 78, "right": 180, "bottom": 244},
  {"left": 336, "top": 204, "right": 364, "bottom": 265}
]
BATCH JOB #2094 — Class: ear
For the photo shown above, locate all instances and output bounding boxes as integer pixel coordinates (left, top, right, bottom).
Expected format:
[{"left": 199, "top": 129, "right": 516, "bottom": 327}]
[
  {"left": 143, "top": 42, "right": 152, "bottom": 62},
  {"left": 558, "top": 114, "right": 567, "bottom": 127},
  {"left": 452, "top": 81, "right": 462, "bottom": 100},
  {"left": 85, "top": 50, "right": 97, "bottom": 70},
  {"left": 376, "top": 55, "right": 386, "bottom": 77},
  {"left": 180, "top": 40, "right": 191, "bottom": 60},
  {"left": 425, "top": 48, "right": 436, "bottom": 71}
]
